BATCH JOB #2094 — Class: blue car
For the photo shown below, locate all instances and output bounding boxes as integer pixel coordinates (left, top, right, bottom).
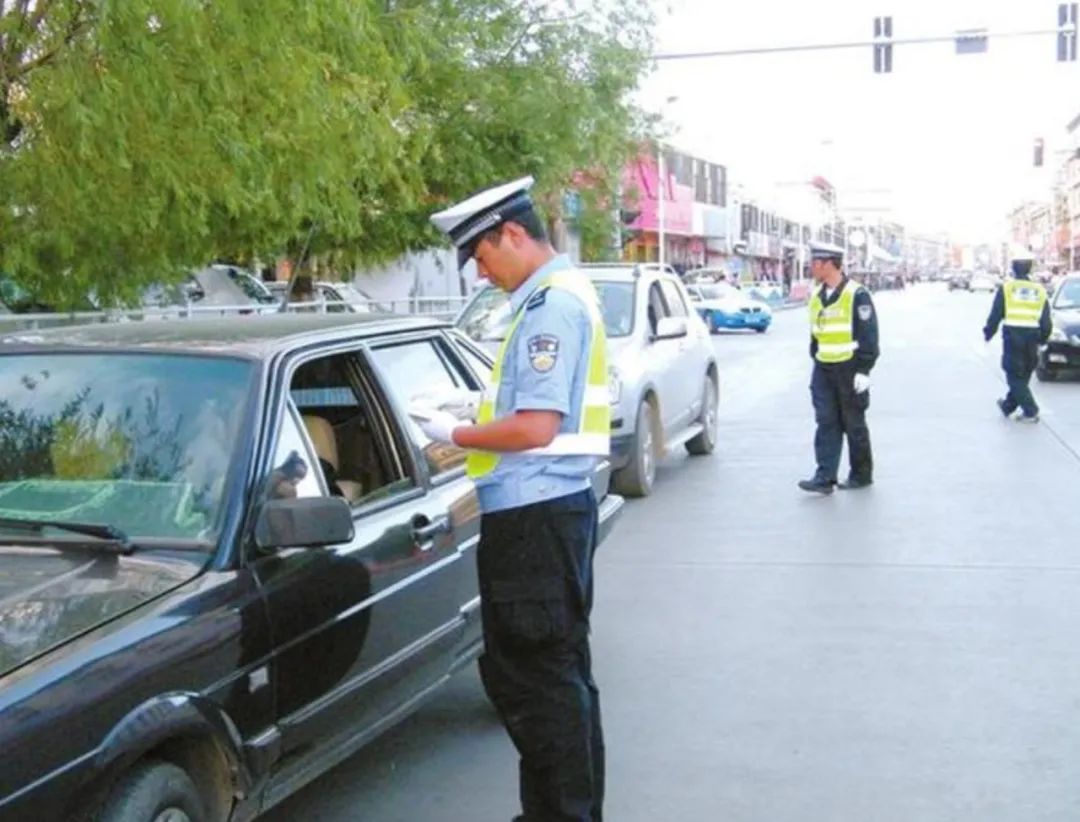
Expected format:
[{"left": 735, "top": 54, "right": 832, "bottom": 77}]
[{"left": 686, "top": 282, "right": 773, "bottom": 333}]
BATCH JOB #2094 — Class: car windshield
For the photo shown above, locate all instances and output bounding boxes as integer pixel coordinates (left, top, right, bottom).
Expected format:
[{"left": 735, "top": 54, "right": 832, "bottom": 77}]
[
  {"left": 227, "top": 270, "right": 275, "bottom": 304},
  {"left": 457, "top": 280, "right": 636, "bottom": 341},
  {"left": 1054, "top": 279, "right": 1080, "bottom": 309},
  {"left": 0, "top": 353, "right": 254, "bottom": 542}
]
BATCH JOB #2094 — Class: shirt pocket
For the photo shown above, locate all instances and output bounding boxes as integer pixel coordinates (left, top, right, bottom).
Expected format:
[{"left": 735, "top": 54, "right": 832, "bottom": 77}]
[{"left": 489, "top": 576, "right": 574, "bottom": 648}]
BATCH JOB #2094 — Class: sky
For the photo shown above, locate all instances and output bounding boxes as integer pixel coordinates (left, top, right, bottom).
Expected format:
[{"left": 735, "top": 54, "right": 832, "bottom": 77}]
[{"left": 638, "top": 0, "right": 1080, "bottom": 242}]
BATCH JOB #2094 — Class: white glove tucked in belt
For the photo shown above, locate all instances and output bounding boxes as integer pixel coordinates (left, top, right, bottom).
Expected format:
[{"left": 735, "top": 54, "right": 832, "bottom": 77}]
[{"left": 853, "top": 373, "right": 872, "bottom": 394}]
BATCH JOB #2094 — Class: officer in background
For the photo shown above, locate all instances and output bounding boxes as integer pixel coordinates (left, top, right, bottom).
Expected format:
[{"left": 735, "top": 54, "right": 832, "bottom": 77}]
[
  {"left": 983, "top": 247, "right": 1052, "bottom": 422},
  {"left": 412, "top": 177, "right": 609, "bottom": 822},
  {"left": 798, "top": 242, "right": 880, "bottom": 495}
]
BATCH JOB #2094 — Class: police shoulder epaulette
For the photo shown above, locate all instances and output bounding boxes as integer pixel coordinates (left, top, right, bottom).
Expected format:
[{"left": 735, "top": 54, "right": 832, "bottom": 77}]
[{"left": 526, "top": 287, "right": 549, "bottom": 310}]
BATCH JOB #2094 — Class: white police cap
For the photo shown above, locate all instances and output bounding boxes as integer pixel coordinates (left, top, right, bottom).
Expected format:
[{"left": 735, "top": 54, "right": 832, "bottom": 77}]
[
  {"left": 809, "top": 241, "right": 844, "bottom": 262},
  {"left": 1010, "top": 244, "right": 1034, "bottom": 263},
  {"left": 430, "top": 176, "right": 536, "bottom": 268}
]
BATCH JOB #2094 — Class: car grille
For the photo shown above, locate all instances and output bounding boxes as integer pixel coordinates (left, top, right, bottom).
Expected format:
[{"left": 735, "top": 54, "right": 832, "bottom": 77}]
[{"left": 739, "top": 307, "right": 762, "bottom": 314}]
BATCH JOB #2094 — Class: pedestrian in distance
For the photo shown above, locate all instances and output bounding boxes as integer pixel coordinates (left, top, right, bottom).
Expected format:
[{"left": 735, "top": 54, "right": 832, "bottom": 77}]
[
  {"left": 414, "top": 176, "right": 609, "bottom": 822},
  {"left": 798, "top": 242, "right": 880, "bottom": 495},
  {"left": 984, "top": 246, "right": 1052, "bottom": 423}
]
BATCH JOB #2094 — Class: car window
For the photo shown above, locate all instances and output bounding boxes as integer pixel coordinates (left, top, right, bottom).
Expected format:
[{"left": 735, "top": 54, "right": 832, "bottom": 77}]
[
  {"left": 317, "top": 284, "right": 351, "bottom": 314},
  {"left": 226, "top": 269, "right": 274, "bottom": 304},
  {"left": 368, "top": 339, "right": 471, "bottom": 476},
  {"left": 660, "top": 280, "right": 690, "bottom": 317},
  {"left": 0, "top": 353, "right": 253, "bottom": 541},
  {"left": 288, "top": 352, "right": 412, "bottom": 506},
  {"left": 646, "top": 281, "right": 669, "bottom": 334},
  {"left": 453, "top": 336, "right": 493, "bottom": 384},
  {"left": 263, "top": 403, "right": 324, "bottom": 501}
]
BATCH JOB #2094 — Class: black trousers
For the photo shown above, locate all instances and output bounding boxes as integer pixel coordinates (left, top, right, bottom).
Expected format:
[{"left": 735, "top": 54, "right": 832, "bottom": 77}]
[
  {"left": 1000, "top": 337, "right": 1040, "bottom": 418},
  {"left": 477, "top": 489, "right": 604, "bottom": 822},
  {"left": 811, "top": 363, "right": 873, "bottom": 484}
]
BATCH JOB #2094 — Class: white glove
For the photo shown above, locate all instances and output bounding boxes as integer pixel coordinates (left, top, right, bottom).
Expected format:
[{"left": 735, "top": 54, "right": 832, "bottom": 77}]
[
  {"left": 408, "top": 405, "right": 464, "bottom": 444},
  {"left": 411, "top": 388, "right": 480, "bottom": 422},
  {"left": 853, "top": 373, "right": 872, "bottom": 394}
]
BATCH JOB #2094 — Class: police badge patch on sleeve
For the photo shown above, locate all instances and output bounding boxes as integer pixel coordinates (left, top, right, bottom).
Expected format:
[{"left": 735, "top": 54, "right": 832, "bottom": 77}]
[
  {"left": 858, "top": 304, "right": 873, "bottom": 321},
  {"left": 527, "top": 334, "right": 560, "bottom": 372}
]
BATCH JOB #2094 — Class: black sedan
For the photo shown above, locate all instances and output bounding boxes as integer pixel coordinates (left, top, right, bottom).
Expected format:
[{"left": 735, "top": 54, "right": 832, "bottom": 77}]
[
  {"left": 0, "top": 314, "right": 623, "bottom": 822},
  {"left": 1037, "top": 275, "right": 1080, "bottom": 381}
]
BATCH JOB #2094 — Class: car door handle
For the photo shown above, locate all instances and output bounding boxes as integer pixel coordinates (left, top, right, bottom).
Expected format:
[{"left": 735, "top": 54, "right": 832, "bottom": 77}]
[{"left": 412, "top": 514, "right": 451, "bottom": 549}]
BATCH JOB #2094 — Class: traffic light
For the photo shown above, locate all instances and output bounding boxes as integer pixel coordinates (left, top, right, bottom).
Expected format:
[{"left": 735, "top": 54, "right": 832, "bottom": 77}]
[
  {"left": 873, "top": 16, "right": 893, "bottom": 73},
  {"left": 1035, "top": 138, "right": 1045, "bottom": 167},
  {"left": 1059, "top": 3, "right": 1078, "bottom": 62}
]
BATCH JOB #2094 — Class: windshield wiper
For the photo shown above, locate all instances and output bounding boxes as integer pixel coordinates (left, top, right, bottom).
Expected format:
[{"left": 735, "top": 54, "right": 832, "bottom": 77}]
[{"left": 0, "top": 517, "right": 135, "bottom": 554}]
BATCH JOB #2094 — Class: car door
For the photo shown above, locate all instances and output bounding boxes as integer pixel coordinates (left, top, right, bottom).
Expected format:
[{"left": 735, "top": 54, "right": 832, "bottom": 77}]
[
  {"left": 250, "top": 343, "right": 467, "bottom": 800},
  {"left": 365, "top": 331, "right": 484, "bottom": 655},
  {"left": 659, "top": 277, "right": 706, "bottom": 429},
  {"left": 640, "top": 277, "right": 688, "bottom": 437}
]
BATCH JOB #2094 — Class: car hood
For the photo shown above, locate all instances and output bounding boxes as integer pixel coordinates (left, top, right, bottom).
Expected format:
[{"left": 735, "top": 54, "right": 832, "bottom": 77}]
[{"left": 0, "top": 546, "right": 206, "bottom": 677}]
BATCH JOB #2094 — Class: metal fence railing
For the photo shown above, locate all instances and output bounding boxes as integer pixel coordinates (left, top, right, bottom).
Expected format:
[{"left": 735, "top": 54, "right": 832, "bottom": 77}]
[{"left": 0, "top": 296, "right": 472, "bottom": 335}]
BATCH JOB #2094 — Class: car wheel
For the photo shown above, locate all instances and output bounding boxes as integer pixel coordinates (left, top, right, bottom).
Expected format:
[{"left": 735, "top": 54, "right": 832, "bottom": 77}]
[
  {"left": 97, "top": 759, "right": 207, "bottom": 822},
  {"left": 1036, "top": 365, "right": 1055, "bottom": 382},
  {"left": 754, "top": 326, "right": 767, "bottom": 334},
  {"left": 704, "top": 311, "right": 716, "bottom": 333},
  {"left": 613, "top": 400, "right": 657, "bottom": 497},
  {"left": 685, "top": 374, "right": 718, "bottom": 456}
]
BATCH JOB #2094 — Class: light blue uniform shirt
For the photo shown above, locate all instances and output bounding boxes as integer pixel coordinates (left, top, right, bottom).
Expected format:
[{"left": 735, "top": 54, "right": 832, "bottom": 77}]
[{"left": 475, "top": 255, "right": 599, "bottom": 514}]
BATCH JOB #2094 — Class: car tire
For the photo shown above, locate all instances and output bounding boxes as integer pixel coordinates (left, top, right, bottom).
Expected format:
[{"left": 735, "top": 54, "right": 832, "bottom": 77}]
[
  {"left": 1036, "top": 365, "right": 1055, "bottom": 382},
  {"left": 704, "top": 311, "right": 716, "bottom": 334},
  {"left": 613, "top": 400, "right": 657, "bottom": 497},
  {"left": 685, "top": 374, "right": 718, "bottom": 456},
  {"left": 97, "top": 759, "right": 207, "bottom": 822},
  {"left": 754, "top": 326, "right": 767, "bottom": 334}
]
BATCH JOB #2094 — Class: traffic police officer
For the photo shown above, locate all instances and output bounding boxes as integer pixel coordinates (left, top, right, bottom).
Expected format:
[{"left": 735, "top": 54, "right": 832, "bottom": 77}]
[
  {"left": 983, "top": 246, "right": 1052, "bottom": 422},
  {"left": 415, "top": 177, "right": 609, "bottom": 822},
  {"left": 799, "top": 242, "right": 880, "bottom": 494}
]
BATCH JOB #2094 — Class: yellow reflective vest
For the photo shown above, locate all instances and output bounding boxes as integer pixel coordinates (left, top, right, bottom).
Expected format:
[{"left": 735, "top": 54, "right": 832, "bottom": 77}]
[
  {"left": 1002, "top": 279, "right": 1047, "bottom": 329},
  {"left": 466, "top": 271, "right": 610, "bottom": 479},
  {"left": 809, "top": 281, "right": 859, "bottom": 364}
]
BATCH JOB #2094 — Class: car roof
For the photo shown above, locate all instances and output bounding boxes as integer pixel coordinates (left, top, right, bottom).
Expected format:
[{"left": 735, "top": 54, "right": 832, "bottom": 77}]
[{"left": 0, "top": 313, "right": 447, "bottom": 359}]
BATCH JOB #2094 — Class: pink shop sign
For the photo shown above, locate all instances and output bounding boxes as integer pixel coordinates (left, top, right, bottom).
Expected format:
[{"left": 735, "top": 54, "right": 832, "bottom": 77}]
[{"left": 623, "top": 156, "right": 694, "bottom": 235}]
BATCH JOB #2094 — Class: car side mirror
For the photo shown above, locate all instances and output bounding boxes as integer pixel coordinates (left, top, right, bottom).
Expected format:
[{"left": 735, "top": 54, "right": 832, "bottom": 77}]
[
  {"left": 254, "top": 497, "right": 355, "bottom": 550},
  {"left": 653, "top": 316, "right": 689, "bottom": 340}
]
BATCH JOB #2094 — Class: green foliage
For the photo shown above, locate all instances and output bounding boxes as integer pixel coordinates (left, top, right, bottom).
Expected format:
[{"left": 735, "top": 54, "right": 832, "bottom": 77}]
[{"left": 0, "top": 0, "right": 653, "bottom": 304}]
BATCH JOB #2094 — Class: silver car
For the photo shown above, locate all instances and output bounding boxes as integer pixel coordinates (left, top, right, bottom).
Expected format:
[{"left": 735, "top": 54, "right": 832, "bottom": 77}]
[{"left": 453, "top": 263, "right": 719, "bottom": 496}]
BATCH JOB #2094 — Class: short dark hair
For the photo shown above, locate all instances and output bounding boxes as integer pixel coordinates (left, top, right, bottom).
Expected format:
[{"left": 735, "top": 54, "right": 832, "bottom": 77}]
[{"left": 479, "top": 208, "right": 547, "bottom": 248}]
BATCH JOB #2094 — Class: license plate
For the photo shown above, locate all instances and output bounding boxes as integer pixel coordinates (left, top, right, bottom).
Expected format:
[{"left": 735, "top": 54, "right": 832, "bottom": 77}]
[{"left": 1049, "top": 354, "right": 1068, "bottom": 363}]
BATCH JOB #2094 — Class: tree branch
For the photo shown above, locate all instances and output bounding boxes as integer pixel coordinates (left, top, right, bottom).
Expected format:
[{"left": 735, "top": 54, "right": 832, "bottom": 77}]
[
  {"left": 29, "top": 0, "right": 55, "bottom": 31},
  {"left": 10, "top": 4, "right": 91, "bottom": 81}
]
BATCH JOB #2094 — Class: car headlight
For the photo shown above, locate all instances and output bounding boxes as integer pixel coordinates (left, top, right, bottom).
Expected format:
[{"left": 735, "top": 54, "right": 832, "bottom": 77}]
[
  {"left": 1050, "top": 326, "right": 1067, "bottom": 342},
  {"left": 608, "top": 367, "right": 622, "bottom": 406}
]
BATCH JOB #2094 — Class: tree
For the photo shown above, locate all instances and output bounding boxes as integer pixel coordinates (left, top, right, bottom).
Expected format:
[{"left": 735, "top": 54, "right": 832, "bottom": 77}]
[{"left": 0, "top": 0, "right": 653, "bottom": 304}]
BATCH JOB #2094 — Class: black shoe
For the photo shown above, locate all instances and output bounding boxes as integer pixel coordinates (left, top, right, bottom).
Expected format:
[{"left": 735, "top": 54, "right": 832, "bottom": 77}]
[
  {"left": 838, "top": 477, "right": 873, "bottom": 490},
  {"left": 996, "top": 399, "right": 1013, "bottom": 419},
  {"left": 798, "top": 478, "right": 834, "bottom": 495}
]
